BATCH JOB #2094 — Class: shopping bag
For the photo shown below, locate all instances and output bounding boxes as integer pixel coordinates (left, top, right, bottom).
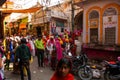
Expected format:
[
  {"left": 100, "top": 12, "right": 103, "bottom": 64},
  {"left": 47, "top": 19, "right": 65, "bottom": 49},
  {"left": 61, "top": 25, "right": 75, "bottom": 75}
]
[
  {"left": 29, "top": 56, "right": 33, "bottom": 63},
  {"left": 23, "top": 67, "right": 27, "bottom": 76}
]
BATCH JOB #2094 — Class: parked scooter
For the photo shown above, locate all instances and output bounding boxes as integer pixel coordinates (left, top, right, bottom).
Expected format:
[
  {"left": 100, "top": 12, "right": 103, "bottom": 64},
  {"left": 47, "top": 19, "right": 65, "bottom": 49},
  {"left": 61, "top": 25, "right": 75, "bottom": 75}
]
[{"left": 103, "top": 56, "right": 120, "bottom": 80}]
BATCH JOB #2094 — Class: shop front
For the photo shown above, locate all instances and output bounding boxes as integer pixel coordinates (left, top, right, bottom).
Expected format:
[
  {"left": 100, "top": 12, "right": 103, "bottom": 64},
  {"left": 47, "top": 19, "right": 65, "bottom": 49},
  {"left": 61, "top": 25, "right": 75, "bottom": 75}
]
[
  {"left": 50, "top": 17, "right": 67, "bottom": 35},
  {"left": 18, "top": 17, "right": 28, "bottom": 36}
]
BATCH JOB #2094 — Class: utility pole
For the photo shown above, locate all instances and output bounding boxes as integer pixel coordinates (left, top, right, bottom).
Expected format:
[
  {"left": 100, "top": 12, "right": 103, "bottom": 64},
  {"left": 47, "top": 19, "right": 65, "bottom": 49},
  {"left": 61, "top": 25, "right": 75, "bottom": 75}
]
[{"left": 71, "top": 0, "right": 74, "bottom": 32}]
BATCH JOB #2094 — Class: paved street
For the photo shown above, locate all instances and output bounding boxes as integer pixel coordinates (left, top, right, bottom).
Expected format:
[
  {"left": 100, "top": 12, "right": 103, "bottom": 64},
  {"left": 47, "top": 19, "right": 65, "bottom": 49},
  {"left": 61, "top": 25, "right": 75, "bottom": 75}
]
[
  {"left": 4, "top": 56, "right": 103, "bottom": 80},
  {"left": 4, "top": 56, "right": 54, "bottom": 80}
]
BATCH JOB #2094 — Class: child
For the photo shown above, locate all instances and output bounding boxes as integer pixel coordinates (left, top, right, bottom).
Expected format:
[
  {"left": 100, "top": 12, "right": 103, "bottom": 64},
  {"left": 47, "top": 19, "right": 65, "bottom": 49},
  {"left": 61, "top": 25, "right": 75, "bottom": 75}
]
[{"left": 50, "top": 57, "right": 74, "bottom": 80}]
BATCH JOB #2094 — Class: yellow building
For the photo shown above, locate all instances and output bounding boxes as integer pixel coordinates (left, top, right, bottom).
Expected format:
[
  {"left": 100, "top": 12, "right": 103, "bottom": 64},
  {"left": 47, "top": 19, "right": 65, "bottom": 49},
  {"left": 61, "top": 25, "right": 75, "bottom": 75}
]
[
  {"left": 75, "top": 0, "right": 120, "bottom": 45},
  {"left": 74, "top": 0, "right": 120, "bottom": 61}
]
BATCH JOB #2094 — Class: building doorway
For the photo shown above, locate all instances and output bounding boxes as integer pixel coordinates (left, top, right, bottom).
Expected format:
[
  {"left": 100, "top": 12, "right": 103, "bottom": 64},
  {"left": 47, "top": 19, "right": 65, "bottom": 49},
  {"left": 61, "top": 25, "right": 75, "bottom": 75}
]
[{"left": 74, "top": 11, "right": 83, "bottom": 30}]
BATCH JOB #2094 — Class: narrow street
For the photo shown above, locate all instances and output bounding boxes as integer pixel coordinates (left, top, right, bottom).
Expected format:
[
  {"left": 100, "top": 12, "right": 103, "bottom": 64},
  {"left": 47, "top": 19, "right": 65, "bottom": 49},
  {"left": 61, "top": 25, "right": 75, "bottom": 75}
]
[
  {"left": 4, "top": 56, "right": 104, "bottom": 80},
  {"left": 0, "top": 0, "right": 120, "bottom": 80}
]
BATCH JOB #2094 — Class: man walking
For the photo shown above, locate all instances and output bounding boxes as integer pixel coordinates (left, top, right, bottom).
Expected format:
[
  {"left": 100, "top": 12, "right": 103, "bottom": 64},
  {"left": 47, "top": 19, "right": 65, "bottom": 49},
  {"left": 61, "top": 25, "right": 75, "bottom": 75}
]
[
  {"left": 15, "top": 38, "right": 31, "bottom": 80},
  {"left": 35, "top": 35, "right": 45, "bottom": 68}
]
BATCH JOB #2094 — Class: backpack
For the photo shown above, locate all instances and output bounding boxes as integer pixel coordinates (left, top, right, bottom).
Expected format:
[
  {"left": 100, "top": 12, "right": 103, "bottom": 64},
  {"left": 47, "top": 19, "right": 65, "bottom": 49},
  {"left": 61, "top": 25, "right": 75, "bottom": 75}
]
[{"left": 17, "top": 44, "right": 30, "bottom": 61}]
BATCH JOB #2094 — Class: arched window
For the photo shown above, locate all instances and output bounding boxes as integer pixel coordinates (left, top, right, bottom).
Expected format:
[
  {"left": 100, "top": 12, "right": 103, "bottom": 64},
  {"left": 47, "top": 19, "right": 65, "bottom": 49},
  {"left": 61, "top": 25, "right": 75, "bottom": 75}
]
[
  {"left": 89, "top": 10, "right": 99, "bottom": 19},
  {"left": 103, "top": 7, "right": 117, "bottom": 45},
  {"left": 89, "top": 10, "right": 99, "bottom": 43},
  {"left": 103, "top": 7, "right": 117, "bottom": 16}
]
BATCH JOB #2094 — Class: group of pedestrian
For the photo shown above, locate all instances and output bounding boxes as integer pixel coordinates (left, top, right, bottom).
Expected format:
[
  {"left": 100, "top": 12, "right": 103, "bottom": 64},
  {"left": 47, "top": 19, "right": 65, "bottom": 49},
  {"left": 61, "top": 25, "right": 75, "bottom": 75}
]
[
  {"left": 0, "top": 29, "right": 82, "bottom": 80},
  {"left": 1, "top": 34, "right": 36, "bottom": 80}
]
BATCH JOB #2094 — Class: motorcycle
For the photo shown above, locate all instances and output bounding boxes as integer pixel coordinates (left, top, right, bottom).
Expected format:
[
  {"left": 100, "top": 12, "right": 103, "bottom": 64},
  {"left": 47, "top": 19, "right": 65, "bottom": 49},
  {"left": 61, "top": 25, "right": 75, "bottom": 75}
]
[
  {"left": 78, "top": 65, "right": 93, "bottom": 80},
  {"left": 76, "top": 52, "right": 93, "bottom": 80},
  {"left": 103, "top": 60, "right": 120, "bottom": 80},
  {"left": 65, "top": 51, "right": 93, "bottom": 80}
]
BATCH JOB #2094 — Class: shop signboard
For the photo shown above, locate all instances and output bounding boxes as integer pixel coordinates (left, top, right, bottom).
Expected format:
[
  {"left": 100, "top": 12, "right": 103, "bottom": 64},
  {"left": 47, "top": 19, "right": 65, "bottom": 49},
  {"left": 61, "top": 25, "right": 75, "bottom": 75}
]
[
  {"left": 90, "top": 19, "right": 98, "bottom": 28},
  {"left": 103, "top": 15, "right": 117, "bottom": 28}
]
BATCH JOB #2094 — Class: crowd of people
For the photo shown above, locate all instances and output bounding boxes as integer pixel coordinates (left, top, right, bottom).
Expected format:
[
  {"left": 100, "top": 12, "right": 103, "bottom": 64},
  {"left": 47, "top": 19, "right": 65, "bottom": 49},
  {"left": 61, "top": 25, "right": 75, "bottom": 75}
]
[{"left": 0, "top": 30, "right": 82, "bottom": 80}]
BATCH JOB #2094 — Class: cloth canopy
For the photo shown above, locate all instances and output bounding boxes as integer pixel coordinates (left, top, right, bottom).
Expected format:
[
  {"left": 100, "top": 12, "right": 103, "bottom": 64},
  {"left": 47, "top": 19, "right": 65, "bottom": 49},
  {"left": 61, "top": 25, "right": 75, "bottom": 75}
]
[{"left": 0, "top": 7, "right": 43, "bottom": 13}]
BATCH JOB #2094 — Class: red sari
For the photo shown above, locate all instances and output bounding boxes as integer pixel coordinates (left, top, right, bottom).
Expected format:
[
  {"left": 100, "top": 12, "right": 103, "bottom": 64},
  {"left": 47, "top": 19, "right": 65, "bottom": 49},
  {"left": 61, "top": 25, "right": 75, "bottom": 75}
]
[{"left": 50, "top": 72, "right": 74, "bottom": 80}]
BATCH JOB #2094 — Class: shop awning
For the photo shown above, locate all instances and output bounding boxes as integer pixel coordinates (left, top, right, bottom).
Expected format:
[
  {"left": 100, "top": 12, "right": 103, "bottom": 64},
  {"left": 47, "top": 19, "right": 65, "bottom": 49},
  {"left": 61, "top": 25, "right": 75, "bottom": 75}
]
[
  {"left": 0, "top": 6, "right": 43, "bottom": 13},
  {"left": 19, "top": 23, "right": 26, "bottom": 29}
]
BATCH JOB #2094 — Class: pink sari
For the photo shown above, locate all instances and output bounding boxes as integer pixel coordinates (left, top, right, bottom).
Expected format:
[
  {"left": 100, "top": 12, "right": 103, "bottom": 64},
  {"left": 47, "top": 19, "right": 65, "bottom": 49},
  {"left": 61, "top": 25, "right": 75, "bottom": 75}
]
[{"left": 55, "top": 39, "right": 63, "bottom": 61}]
